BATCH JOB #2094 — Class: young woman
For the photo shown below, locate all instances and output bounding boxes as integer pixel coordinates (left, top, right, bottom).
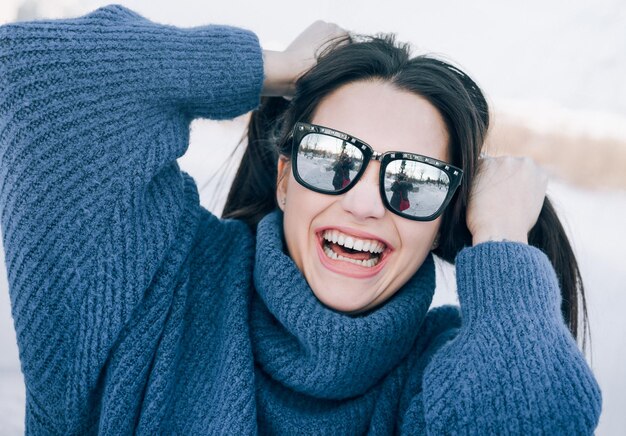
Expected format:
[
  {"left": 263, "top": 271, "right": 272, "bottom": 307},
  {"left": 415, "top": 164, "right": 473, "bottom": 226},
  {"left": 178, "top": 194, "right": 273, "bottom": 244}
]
[{"left": 0, "top": 4, "right": 601, "bottom": 434}]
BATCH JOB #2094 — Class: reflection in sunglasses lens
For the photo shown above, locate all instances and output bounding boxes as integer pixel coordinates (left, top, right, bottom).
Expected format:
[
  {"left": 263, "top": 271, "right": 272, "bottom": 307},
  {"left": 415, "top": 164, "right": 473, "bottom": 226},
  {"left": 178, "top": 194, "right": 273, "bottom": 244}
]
[
  {"left": 384, "top": 160, "right": 450, "bottom": 217},
  {"left": 296, "top": 133, "right": 363, "bottom": 191}
]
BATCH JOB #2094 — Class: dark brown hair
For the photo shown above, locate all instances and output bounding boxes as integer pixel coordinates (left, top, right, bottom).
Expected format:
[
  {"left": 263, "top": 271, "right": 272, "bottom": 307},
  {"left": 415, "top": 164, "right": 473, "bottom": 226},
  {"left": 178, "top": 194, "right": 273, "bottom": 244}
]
[{"left": 221, "top": 34, "right": 589, "bottom": 349}]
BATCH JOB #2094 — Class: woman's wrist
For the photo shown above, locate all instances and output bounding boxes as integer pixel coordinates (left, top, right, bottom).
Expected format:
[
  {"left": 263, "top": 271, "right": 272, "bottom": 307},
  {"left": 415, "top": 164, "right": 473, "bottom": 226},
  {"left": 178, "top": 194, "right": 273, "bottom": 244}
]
[
  {"left": 471, "top": 227, "right": 528, "bottom": 245},
  {"left": 262, "top": 50, "right": 297, "bottom": 97}
]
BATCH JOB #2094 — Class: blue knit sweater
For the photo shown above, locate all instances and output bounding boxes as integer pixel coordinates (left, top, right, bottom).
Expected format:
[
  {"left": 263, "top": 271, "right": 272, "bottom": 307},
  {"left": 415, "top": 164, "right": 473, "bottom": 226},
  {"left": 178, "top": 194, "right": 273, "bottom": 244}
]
[{"left": 0, "top": 5, "right": 601, "bottom": 435}]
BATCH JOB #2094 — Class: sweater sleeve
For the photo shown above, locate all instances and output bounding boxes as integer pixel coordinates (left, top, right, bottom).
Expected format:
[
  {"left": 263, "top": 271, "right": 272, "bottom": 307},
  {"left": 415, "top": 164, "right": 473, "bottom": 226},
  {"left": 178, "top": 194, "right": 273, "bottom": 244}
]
[
  {"left": 0, "top": 4, "right": 262, "bottom": 431},
  {"left": 420, "top": 242, "right": 602, "bottom": 434}
]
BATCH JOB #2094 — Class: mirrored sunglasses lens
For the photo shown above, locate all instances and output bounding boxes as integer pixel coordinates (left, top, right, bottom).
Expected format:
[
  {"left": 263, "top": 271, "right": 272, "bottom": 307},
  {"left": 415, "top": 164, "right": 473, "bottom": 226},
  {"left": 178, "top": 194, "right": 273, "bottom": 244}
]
[
  {"left": 383, "top": 160, "right": 450, "bottom": 217},
  {"left": 295, "top": 133, "right": 364, "bottom": 191}
]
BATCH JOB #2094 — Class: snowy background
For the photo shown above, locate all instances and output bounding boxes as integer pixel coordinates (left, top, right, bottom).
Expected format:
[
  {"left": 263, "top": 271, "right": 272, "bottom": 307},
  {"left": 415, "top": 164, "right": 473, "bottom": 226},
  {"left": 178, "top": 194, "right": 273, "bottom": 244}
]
[{"left": 1, "top": 0, "right": 625, "bottom": 434}]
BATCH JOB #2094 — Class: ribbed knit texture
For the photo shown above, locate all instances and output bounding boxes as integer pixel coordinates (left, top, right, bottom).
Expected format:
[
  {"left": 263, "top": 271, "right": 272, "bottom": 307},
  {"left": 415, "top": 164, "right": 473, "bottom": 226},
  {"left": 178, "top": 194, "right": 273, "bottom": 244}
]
[{"left": 0, "top": 4, "right": 601, "bottom": 435}]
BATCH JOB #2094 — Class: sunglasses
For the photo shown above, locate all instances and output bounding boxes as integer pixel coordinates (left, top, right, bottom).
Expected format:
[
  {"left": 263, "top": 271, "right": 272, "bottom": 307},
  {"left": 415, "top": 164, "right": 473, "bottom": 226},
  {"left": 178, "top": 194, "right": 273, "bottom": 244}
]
[{"left": 290, "top": 122, "right": 463, "bottom": 221}]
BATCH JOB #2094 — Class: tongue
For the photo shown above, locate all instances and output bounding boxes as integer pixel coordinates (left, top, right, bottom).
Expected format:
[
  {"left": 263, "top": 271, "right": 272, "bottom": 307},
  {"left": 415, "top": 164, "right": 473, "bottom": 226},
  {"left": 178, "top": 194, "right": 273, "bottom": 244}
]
[{"left": 329, "top": 242, "right": 373, "bottom": 261}]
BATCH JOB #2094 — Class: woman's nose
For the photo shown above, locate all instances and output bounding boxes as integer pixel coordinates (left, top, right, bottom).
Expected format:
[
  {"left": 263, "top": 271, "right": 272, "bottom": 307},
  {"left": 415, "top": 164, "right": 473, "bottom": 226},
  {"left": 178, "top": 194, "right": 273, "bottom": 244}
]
[{"left": 339, "top": 162, "right": 386, "bottom": 220}]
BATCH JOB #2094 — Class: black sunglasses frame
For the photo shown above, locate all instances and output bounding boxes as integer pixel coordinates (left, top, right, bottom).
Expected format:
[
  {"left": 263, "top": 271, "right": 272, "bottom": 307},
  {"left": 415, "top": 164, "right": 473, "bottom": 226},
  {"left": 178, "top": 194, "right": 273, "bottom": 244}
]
[{"left": 290, "top": 121, "right": 464, "bottom": 221}]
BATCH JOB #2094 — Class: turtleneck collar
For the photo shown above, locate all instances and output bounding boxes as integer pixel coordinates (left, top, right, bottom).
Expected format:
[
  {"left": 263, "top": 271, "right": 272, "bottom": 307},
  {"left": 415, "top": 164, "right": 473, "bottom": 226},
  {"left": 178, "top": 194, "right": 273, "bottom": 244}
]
[{"left": 250, "top": 210, "right": 435, "bottom": 400}]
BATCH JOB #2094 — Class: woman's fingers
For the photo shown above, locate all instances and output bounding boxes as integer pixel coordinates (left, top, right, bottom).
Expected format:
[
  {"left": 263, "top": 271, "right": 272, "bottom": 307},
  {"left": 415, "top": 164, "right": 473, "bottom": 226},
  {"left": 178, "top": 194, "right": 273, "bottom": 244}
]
[
  {"left": 285, "top": 20, "right": 350, "bottom": 58},
  {"left": 262, "top": 21, "right": 349, "bottom": 98},
  {"left": 467, "top": 155, "right": 549, "bottom": 245}
]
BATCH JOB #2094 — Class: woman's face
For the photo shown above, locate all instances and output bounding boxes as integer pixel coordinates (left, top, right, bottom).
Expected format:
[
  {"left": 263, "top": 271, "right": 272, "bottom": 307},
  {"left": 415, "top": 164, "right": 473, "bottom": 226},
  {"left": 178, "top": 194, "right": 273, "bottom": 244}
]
[{"left": 276, "top": 80, "right": 450, "bottom": 314}]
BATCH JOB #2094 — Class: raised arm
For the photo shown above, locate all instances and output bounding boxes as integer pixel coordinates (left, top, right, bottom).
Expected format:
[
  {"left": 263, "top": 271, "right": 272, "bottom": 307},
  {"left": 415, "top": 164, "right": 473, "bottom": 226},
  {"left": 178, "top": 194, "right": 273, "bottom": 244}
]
[
  {"left": 419, "top": 242, "right": 601, "bottom": 433},
  {"left": 0, "top": 5, "right": 264, "bottom": 431}
]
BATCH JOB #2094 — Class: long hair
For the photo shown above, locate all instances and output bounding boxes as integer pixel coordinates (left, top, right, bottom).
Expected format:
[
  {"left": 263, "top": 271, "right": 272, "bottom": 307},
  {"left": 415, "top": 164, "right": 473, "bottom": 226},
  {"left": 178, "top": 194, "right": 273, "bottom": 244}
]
[{"left": 221, "top": 34, "right": 589, "bottom": 349}]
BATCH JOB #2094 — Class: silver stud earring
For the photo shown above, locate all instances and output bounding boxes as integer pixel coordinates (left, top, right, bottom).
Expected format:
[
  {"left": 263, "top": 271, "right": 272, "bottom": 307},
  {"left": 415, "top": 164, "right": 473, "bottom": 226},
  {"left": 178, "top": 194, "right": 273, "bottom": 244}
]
[
  {"left": 281, "top": 198, "right": 286, "bottom": 206},
  {"left": 431, "top": 234, "right": 440, "bottom": 250}
]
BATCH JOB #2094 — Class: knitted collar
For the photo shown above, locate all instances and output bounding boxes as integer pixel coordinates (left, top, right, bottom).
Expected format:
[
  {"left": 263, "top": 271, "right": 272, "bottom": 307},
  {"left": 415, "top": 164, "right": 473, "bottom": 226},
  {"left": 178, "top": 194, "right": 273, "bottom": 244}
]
[{"left": 251, "top": 210, "right": 435, "bottom": 400}]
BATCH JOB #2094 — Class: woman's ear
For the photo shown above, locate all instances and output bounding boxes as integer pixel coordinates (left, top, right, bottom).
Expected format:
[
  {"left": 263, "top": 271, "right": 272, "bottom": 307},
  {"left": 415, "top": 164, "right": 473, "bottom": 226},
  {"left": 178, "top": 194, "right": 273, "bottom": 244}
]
[{"left": 276, "top": 156, "right": 291, "bottom": 211}]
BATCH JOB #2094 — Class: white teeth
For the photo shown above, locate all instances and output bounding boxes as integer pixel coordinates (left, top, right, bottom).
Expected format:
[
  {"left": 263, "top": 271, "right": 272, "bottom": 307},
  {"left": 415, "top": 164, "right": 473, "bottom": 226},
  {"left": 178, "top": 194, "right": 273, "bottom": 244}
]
[
  {"left": 321, "top": 229, "right": 386, "bottom": 254},
  {"left": 323, "top": 244, "right": 379, "bottom": 268},
  {"left": 344, "top": 236, "right": 355, "bottom": 249},
  {"left": 353, "top": 239, "right": 364, "bottom": 251}
]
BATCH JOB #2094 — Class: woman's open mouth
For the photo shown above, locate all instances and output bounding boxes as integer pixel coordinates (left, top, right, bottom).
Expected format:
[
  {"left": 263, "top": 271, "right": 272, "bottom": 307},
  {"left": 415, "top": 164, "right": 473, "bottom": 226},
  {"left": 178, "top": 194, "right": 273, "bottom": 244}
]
[
  {"left": 315, "top": 227, "right": 393, "bottom": 278},
  {"left": 320, "top": 229, "right": 385, "bottom": 267}
]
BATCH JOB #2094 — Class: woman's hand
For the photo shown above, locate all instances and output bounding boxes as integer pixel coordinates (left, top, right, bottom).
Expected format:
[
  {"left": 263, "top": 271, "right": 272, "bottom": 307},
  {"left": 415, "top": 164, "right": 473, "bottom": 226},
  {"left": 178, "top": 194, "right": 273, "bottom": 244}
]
[
  {"left": 467, "top": 156, "right": 549, "bottom": 245},
  {"left": 262, "top": 21, "right": 350, "bottom": 97}
]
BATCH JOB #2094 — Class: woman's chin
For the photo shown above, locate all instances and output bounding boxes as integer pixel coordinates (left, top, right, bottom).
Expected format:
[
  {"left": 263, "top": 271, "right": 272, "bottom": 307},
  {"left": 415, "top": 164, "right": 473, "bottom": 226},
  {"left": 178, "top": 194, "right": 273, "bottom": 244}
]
[{"left": 309, "top": 282, "right": 375, "bottom": 314}]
